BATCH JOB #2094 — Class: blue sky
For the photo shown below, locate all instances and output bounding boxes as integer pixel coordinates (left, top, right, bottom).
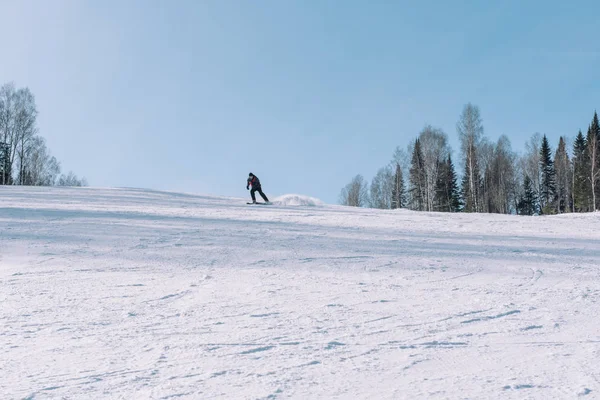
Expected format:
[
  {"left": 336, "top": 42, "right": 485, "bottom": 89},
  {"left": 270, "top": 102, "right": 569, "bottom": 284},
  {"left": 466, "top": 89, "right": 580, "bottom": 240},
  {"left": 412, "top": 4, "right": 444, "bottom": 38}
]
[{"left": 1, "top": 0, "right": 598, "bottom": 203}]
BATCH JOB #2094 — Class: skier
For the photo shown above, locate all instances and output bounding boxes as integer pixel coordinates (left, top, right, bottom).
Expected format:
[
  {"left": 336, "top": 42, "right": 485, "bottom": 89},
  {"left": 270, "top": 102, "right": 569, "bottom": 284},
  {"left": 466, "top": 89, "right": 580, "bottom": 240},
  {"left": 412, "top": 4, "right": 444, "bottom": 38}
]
[{"left": 247, "top": 173, "right": 269, "bottom": 204}]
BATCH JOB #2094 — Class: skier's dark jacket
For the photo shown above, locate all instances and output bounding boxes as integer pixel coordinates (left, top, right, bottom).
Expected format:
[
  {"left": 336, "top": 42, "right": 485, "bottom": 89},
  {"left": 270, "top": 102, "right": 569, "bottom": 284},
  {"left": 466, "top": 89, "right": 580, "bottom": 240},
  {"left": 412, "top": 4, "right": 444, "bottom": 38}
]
[{"left": 247, "top": 175, "right": 261, "bottom": 189}]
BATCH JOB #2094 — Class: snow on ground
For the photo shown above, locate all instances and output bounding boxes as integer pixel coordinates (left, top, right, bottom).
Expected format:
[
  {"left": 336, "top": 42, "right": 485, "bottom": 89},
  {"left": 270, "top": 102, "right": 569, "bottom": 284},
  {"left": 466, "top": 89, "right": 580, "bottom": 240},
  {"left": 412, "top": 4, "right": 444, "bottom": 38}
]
[
  {"left": 272, "top": 194, "right": 324, "bottom": 207},
  {"left": 1, "top": 186, "right": 600, "bottom": 399}
]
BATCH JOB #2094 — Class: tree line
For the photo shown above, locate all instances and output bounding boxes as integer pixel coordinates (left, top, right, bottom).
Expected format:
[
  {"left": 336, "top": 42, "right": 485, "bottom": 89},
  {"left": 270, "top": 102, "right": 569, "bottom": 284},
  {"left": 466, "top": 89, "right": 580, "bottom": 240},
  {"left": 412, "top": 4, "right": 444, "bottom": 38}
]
[
  {"left": 339, "top": 103, "right": 600, "bottom": 215},
  {"left": 0, "top": 82, "right": 87, "bottom": 187}
]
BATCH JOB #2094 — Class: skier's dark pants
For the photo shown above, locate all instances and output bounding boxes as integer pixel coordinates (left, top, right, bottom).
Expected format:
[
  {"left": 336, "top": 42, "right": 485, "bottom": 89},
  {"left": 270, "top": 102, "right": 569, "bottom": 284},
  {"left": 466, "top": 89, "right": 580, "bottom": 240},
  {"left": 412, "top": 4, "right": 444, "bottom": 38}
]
[{"left": 251, "top": 187, "right": 269, "bottom": 202}]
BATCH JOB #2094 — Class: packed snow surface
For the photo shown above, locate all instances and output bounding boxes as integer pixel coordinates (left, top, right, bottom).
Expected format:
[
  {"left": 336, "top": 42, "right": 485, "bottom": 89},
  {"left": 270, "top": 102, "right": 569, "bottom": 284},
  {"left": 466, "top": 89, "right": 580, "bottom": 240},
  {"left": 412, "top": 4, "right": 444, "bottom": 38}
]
[{"left": 1, "top": 187, "right": 600, "bottom": 399}]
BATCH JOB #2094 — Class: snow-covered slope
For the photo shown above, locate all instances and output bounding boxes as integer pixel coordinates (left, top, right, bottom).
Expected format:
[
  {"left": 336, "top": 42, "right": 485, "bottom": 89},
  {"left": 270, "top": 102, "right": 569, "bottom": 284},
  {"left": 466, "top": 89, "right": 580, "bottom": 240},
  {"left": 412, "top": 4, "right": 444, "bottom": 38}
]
[{"left": 1, "top": 187, "right": 599, "bottom": 399}]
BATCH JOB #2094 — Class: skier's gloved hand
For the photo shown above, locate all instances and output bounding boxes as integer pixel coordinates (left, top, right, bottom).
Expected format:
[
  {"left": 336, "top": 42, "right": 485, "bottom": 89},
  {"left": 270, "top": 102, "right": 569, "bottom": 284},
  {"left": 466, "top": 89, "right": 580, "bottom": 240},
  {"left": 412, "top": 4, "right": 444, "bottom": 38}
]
[{"left": 246, "top": 186, "right": 249, "bottom": 190}]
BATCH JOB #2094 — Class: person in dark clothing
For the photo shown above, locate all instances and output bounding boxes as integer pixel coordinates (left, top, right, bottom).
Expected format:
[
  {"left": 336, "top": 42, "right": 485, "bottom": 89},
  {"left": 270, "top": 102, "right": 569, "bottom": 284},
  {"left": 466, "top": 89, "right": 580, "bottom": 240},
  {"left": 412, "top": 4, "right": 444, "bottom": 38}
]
[{"left": 247, "top": 172, "right": 269, "bottom": 203}]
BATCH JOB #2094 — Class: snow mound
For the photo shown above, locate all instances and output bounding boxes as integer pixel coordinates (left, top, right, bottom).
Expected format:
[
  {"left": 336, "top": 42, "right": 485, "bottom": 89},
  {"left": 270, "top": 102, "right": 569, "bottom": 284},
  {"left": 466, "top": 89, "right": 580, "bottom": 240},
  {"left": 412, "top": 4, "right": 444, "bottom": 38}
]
[{"left": 272, "top": 194, "right": 324, "bottom": 207}]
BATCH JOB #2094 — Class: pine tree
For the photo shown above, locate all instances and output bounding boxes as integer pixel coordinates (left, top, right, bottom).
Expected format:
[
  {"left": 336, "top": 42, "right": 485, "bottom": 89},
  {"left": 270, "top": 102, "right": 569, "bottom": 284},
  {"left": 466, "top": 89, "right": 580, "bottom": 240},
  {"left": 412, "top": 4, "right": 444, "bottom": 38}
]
[
  {"left": 409, "top": 139, "right": 426, "bottom": 211},
  {"left": 539, "top": 134, "right": 556, "bottom": 213},
  {"left": 435, "top": 154, "right": 461, "bottom": 212},
  {"left": 553, "top": 137, "right": 571, "bottom": 213},
  {"left": 435, "top": 157, "right": 449, "bottom": 212},
  {"left": 589, "top": 111, "right": 600, "bottom": 210},
  {"left": 391, "top": 163, "right": 406, "bottom": 209},
  {"left": 447, "top": 155, "right": 462, "bottom": 212},
  {"left": 0, "top": 141, "right": 11, "bottom": 185},
  {"left": 518, "top": 175, "right": 538, "bottom": 216},
  {"left": 572, "top": 131, "right": 590, "bottom": 212}
]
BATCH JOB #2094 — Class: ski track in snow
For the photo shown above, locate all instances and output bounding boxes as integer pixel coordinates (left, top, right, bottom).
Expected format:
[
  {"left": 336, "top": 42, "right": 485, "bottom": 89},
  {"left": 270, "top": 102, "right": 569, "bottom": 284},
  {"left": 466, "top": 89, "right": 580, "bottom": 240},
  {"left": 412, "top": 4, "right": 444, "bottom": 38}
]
[{"left": 1, "top": 186, "right": 600, "bottom": 399}]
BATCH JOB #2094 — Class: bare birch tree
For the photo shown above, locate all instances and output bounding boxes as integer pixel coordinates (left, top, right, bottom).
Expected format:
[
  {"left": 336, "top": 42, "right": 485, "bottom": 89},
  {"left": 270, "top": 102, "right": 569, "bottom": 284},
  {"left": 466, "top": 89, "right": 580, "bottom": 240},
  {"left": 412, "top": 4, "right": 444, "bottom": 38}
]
[
  {"left": 488, "top": 135, "right": 517, "bottom": 214},
  {"left": 522, "top": 133, "right": 543, "bottom": 202},
  {"left": 418, "top": 125, "right": 450, "bottom": 212},
  {"left": 479, "top": 138, "right": 494, "bottom": 212},
  {"left": 0, "top": 83, "right": 16, "bottom": 185},
  {"left": 369, "top": 166, "right": 394, "bottom": 209},
  {"left": 457, "top": 103, "right": 484, "bottom": 212},
  {"left": 339, "top": 174, "right": 369, "bottom": 207},
  {"left": 57, "top": 171, "right": 87, "bottom": 187},
  {"left": 18, "top": 136, "right": 61, "bottom": 185},
  {"left": 13, "top": 88, "right": 38, "bottom": 185},
  {"left": 0, "top": 82, "right": 88, "bottom": 186}
]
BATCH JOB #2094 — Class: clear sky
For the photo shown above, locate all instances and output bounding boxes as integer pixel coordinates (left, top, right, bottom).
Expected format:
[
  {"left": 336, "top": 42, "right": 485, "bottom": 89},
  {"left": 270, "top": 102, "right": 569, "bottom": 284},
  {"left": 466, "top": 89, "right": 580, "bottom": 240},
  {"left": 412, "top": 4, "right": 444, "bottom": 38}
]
[{"left": 1, "top": 0, "right": 598, "bottom": 203}]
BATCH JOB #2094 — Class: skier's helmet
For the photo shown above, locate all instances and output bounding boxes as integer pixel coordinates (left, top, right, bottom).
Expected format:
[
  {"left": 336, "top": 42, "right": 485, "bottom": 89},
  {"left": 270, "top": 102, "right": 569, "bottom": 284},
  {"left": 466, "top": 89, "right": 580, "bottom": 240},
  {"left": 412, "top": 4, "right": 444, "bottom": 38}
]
[{"left": 249, "top": 172, "right": 254, "bottom": 177}]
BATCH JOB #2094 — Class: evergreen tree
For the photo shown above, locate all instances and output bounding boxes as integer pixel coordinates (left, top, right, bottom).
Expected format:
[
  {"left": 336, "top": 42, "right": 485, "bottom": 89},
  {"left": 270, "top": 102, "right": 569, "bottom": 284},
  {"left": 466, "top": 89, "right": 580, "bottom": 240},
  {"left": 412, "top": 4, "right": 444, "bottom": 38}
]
[
  {"left": 589, "top": 111, "right": 600, "bottom": 210},
  {"left": 391, "top": 163, "right": 406, "bottom": 209},
  {"left": 435, "top": 157, "right": 449, "bottom": 212},
  {"left": 0, "top": 141, "right": 12, "bottom": 185},
  {"left": 409, "top": 139, "right": 426, "bottom": 211},
  {"left": 447, "top": 155, "right": 462, "bottom": 212},
  {"left": 539, "top": 134, "right": 556, "bottom": 213},
  {"left": 435, "top": 154, "right": 461, "bottom": 212},
  {"left": 572, "top": 130, "right": 590, "bottom": 211},
  {"left": 518, "top": 175, "right": 538, "bottom": 216},
  {"left": 553, "top": 136, "right": 571, "bottom": 213}
]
